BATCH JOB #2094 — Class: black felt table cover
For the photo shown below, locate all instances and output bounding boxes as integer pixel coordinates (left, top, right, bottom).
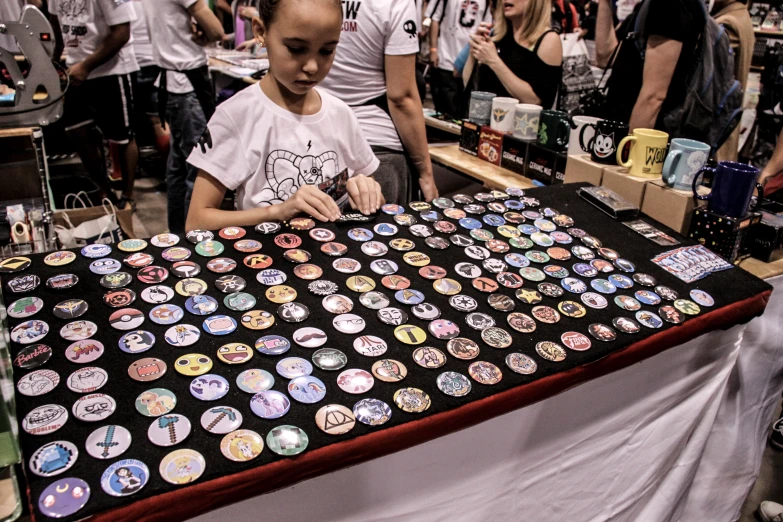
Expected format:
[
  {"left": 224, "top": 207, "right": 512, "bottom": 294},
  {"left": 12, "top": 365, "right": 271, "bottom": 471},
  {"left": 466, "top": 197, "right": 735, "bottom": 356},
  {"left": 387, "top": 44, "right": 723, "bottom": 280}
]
[{"left": 3, "top": 183, "right": 772, "bottom": 522}]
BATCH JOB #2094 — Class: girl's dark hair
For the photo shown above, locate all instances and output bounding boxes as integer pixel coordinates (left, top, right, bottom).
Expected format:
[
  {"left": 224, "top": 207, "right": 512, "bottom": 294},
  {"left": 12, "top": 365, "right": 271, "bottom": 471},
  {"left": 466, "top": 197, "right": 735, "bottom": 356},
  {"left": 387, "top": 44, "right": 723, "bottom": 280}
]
[{"left": 256, "top": 0, "right": 342, "bottom": 27}]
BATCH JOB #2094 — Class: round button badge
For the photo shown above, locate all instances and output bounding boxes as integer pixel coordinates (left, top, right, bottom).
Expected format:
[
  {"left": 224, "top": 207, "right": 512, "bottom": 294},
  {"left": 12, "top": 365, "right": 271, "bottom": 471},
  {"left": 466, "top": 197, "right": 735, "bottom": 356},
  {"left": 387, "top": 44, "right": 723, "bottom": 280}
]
[
  {"left": 8, "top": 296, "right": 44, "bottom": 319},
  {"left": 250, "top": 390, "right": 291, "bottom": 419},
  {"left": 220, "top": 429, "right": 264, "bottom": 461},
  {"left": 288, "top": 375, "right": 327, "bottom": 403},
  {"left": 148, "top": 414, "right": 191, "bottom": 446},
  {"left": 159, "top": 449, "right": 205, "bottom": 484},
  {"left": 86, "top": 425, "right": 132, "bottom": 459},
  {"left": 312, "top": 348, "right": 348, "bottom": 371},
  {"left": 201, "top": 406, "right": 243, "bottom": 434},
  {"left": 23, "top": 404, "right": 68, "bottom": 435},
  {"left": 164, "top": 324, "right": 201, "bottom": 347},
  {"left": 29, "top": 441, "right": 78, "bottom": 477},
  {"left": 217, "top": 343, "right": 254, "bottom": 365},
  {"left": 266, "top": 425, "right": 309, "bottom": 456},
  {"left": 72, "top": 393, "right": 116, "bottom": 422},
  {"left": 315, "top": 404, "right": 356, "bottom": 435},
  {"left": 66, "top": 366, "right": 107, "bottom": 392},
  {"left": 128, "top": 357, "right": 167, "bottom": 382},
  {"left": 38, "top": 477, "right": 90, "bottom": 518},
  {"left": 135, "top": 388, "right": 177, "bottom": 417},
  {"left": 393, "top": 388, "right": 431, "bottom": 413},
  {"left": 506, "top": 353, "right": 538, "bottom": 375},
  {"left": 413, "top": 346, "right": 447, "bottom": 369},
  {"left": 255, "top": 334, "right": 291, "bottom": 355},
  {"left": 11, "top": 320, "right": 49, "bottom": 344},
  {"left": 190, "top": 374, "right": 229, "bottom": 401},
  {"left": 174, "top": 353, "right": 212, "bottom": 377},
  {"left": 437, "top": 371, "right": 472, "bottom": 397},
  {"left": 100, "top": 459, "right": 149, "bottom": 497},
  {"left": 353, "top": 398, "right": 392, "bottom": 425},
  {"left": 14, "top": 344, "right": 52, "bottom": 369},
  {"left": 236, "top": 369, "right": 275, "bottom": 393},
  {"left": 7, "top": 274, "right": 41, "bottom": 293}
]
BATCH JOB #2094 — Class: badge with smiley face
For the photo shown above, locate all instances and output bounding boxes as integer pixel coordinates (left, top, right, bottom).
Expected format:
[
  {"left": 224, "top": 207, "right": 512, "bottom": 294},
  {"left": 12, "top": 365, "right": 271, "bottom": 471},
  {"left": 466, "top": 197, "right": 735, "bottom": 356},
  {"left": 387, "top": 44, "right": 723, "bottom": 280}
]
[
  {"left": 265, "top": 285, "right": 297, "bottom": 303},
  {"left": 217, "top": 343, "right": 253, "bottom": 365},
  {"left": 174, "top": 354, "right": 213, "bottom": 376}
]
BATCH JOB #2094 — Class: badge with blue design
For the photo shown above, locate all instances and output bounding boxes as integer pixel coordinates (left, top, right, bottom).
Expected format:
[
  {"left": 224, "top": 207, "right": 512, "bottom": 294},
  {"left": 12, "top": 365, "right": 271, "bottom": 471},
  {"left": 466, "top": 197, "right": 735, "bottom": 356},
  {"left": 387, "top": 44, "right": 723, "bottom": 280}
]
[
  {"left": 505, "top": 253, "right": 529, "bottom": 268},
  {"left": 81, "top": 243, "right": 112, "bottom": 258},
  {"left": 395, "top": 289, "right": 425, "bottom": 305},
  {"left": 573, "top": 263, "right": 597, "bottom": 277},
  {"left": 609, "top": 274, "right": 634, "bottom": 289},
  {"left": 459, "top": 217, "right": 482, "bottom": 230},
  {"left": 634, "top": 290, "right": 661, "bottom": 305},
  {"left": 202, "top": 315, "right": 237, "bottom": 335},
  {"left": 373, "top": 223, "right": 398, "bottom": 236},
  {"left": 483, "top": 214, "right": 506, "bottom": 227},
  {"left": 185, "top": 295, "right": 219, "bottom": 315},
  {"left": 255, "top": 334, "right": 291, "bottom": 355},
  {"left": 590, "top": 279, "right": 617, "bottom": 294},
  {"left": 89, "top": 258, "right": 121, "bottom": 274},
  {"left": 288, "top": 375, "right": 326, "bottom": 404}
]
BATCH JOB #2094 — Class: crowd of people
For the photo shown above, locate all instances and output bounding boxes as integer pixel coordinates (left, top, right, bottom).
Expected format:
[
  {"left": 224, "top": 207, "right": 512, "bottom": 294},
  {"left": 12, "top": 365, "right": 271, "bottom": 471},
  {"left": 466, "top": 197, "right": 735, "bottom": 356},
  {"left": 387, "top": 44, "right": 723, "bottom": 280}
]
[{"left": 1, "top": 0, "right": 775, "bottom": 223}]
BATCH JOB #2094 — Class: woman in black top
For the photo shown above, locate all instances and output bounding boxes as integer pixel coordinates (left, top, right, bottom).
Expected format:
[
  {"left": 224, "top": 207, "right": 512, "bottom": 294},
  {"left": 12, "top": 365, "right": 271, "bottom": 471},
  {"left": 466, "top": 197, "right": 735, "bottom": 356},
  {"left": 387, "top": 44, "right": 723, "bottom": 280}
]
[{"left": 464, "top": 0, "right": 563, "bottom": 109}]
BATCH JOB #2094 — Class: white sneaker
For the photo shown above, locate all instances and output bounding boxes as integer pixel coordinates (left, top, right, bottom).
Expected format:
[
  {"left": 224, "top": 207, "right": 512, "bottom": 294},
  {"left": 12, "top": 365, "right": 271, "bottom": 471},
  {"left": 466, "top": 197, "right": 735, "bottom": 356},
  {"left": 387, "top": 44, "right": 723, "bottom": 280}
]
[{"left": 759, "top": 501, "right": 783, "bottom": 522}]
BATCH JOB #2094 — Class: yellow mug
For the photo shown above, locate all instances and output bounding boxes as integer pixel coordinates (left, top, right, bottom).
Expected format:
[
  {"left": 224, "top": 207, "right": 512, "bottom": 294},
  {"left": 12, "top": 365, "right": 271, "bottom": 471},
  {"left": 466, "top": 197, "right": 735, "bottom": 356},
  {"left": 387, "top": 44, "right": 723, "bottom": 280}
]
[{"left": 616, "top": 128, "right": 669, "bottom": 177}]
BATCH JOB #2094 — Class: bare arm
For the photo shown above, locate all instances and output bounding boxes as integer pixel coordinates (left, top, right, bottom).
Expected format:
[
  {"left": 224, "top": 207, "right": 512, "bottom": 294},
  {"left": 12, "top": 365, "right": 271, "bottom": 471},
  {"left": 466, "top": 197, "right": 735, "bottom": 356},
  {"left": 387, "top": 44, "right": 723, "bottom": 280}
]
[
  {"left": 67, "top": 23, "right": 130, "bottom": 85},
  {"left": 187, "top": 171, "right": 282, "bottom": 230},
  {"left": 760, "top": 127, "right": 783, "bottom": 186},
  {"left": 188, "top": 0, "right": 225, "bottom": 45},
  {"left": 385, "top": 54, "right": 438, "bottom": 201},
  {"left": 26, "top": 0, "right": 43, "bottom": 8},
  {"left": 628, "top": 35, "right": 682, "bottom": 131},
  {"left": 470, "top": 30, "right": 562, "bottom": 105},
  {"left": 595, "top": 0, "right": 618, "bottom": 68},
  {"left": 430, "top": 20, "right": 440, "bottom": 67}
]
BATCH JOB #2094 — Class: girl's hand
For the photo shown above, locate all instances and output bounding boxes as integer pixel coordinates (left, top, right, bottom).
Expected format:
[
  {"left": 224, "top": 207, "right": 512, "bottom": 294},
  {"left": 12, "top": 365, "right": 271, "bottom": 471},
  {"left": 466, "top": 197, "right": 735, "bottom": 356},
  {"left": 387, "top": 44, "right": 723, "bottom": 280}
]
[
  {"left": 470, "top": 32, "right": 499, "bottom": 67},
  {"left": 347, "top": 175, "right": 385, "bottom": 214},
  {"left": 279, "top": 185, "right": 341, "bottom": 222}
]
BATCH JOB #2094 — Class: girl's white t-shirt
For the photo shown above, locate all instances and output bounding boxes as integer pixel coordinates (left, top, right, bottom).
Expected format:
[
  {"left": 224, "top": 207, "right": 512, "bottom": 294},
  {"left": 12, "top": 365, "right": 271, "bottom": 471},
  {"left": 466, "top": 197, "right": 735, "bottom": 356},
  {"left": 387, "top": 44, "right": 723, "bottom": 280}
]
[{"left": 187, "top": 85, "right": 380, "bottom": 211}]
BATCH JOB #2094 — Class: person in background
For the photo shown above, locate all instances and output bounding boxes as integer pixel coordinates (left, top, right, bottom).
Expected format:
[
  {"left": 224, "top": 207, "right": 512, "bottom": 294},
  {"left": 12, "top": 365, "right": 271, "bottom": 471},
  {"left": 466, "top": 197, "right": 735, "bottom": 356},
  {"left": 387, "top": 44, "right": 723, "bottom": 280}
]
[
  {"left": 553, "top": 0, "right": 580, "bottom": 34},
  {"left": 464, "top": 0, "right": 562, "bottom": 109},
  {"left": 713, "top": 0, "right": 754, "bottom": 162},
  {"left": 426, "top": 0, "right": 492, "bottom": 116},
  {"left": 186, "top": 0, "right": 383, "bottom": 230},
  {"left": 595, "top": 0, "right": 705, "bottom": 131},
  {"left": 0, "top": 1, "right": 23, "bottom": 53},
  {"left": 141, "top": 0, "right": 224, "bottom": 234},
  {"left": 319, "top": 0, "right": 439, "bottom": 204},
  {"left": 49, "top": 0, "right": 140, "bottom": 208},
  {"left": 759, "top": 127, "right": 783, "bottom": 198},
  {"left": 129, "top": 0, "right": 169, "bottom": 196}
]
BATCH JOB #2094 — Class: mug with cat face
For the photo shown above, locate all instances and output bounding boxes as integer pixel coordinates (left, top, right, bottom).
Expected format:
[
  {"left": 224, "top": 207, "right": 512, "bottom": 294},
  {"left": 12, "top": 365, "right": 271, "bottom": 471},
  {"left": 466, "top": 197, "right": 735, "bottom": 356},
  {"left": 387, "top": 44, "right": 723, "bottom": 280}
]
[
  {"left": 490, "top": 97, "right": 519, "bottom": 133},
  {"left": 581, "top": 120, "right": 629, "bottom": 165}
]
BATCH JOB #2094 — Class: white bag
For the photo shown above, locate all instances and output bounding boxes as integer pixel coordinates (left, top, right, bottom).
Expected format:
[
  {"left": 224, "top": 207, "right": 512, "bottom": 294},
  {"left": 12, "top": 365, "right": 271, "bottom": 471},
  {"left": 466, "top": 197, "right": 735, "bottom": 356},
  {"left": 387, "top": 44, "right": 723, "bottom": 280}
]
[
  {"left": 558, "top": 33, "right": 597, "bottom": 114},
  {"left": 55, "top": 194, "right": 125, "bottom": 248}
]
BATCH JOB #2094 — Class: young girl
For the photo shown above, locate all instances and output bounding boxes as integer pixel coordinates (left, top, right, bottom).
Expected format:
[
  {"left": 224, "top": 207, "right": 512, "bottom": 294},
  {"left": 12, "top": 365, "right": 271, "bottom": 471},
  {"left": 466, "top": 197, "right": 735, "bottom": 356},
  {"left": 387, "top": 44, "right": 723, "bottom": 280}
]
[{"left": 186, "top": 0, "right": 383, "bottom": 230}]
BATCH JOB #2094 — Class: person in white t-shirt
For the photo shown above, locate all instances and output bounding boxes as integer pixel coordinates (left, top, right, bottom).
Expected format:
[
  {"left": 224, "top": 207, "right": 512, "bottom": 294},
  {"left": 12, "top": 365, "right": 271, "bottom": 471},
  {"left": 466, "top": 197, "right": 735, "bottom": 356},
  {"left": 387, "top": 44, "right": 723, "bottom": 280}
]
[
  {"left": 141, "top": 0, "right": 224, "bottom": 234},
  {"left": 427, "top": 0, "right": 492, "bottom": 116},
  {"left": 49, "top": 0, "right": 140, "bottom": 207},
  {"left": 0, "top": 0, "right": 23, "bottom": 54},
  {"left": 319, "top": 0, "right": 439, "bottom": 205},
  {"left": 186, "top": 0, "right": 382, "bottom": 230}
]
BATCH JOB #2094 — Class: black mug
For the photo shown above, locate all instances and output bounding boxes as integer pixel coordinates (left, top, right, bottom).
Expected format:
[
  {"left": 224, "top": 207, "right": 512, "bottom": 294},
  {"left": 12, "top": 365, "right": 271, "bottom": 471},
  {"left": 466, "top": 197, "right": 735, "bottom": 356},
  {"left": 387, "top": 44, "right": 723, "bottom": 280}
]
[
  {"left": 692, "top": 161, "right": 763, "bottom": 218},
  {"left": 537, "top": 110, "right": 570, "bottom": 153},
  {"left": 580, "top": 120, "right": 630, "bottom": 165}
]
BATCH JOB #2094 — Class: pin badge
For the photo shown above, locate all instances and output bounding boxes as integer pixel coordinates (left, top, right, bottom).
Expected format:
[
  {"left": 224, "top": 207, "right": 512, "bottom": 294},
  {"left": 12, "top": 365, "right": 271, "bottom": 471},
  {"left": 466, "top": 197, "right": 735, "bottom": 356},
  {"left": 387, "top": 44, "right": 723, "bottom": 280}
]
[
  {"left": 190, "top": 374, "right": 229, "bottom": 401},
  {"left": 393, "top": 388, "right": 431, "bottom": 413},
  {"left": 100, "top": 459, "right": 149, "bottom": 497},
  {"left": 66, "top": 366, "right": 107, "bottom": 392},
  {"left": 437, "top": 371, "right": 471, "bottom": 396},
  {"left": 135, "top": 388, "right": 177, "bottom": 417},
  {"left": 201, "top": 406, "right": 243, "bottom": 434},
  {"left": 221, "top": 430, "right": 264, "bottom": 461},
  {"left": 267, "top": 425, "right": 309, "bottom": 456},
  {"left": 23, "top": 404, "right": 68, "bottom": 435},
  {"left": 38, "top": 478, "right": 90, "bottom": 518},
  {"left": 159, "top": 449, "right": 205, "bottom": 484},
  {"left": 29, "top": 441, "right": 78, "bottom": 477},
  {"left": 148, "top": 414, "right": 191, "bottom": 446},
  {"left": 506, "top": 353, "right": 537, "bottom": 374},
  {"left": 87, "top": 425, "right": 132, "bottom": 459},
  {"left": 73, "top": 393, "right": 116, "bottom": 422}
]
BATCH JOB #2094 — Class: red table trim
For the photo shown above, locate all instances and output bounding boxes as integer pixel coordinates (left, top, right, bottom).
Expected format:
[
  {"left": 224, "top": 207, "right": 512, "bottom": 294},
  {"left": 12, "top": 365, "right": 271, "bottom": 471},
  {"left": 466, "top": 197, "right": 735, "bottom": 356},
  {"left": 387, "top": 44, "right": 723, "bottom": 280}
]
[{"left": 62, "top": 289, "right": 771, "bottom": 522}]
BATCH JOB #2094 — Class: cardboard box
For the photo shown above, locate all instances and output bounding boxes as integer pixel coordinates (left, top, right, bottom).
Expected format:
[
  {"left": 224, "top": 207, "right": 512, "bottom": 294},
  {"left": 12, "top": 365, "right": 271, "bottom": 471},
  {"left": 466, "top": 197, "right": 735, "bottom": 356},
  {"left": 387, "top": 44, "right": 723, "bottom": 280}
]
[
  {"left": 600, "top": 166, "right": 652, "bottom": 208},
  {"left": 552, "top": 152, "right": 567, "bottom": 185},
  {"left": 501, "top": 135, "right": 529, "bottom": 176},
  {"left": 563, "top": 155, "right": 604, "bottom": 186},
  {"left": 459, "top": 120, "right": 481, "bottom": 156},
  {"left": 477, "top": 126, "right": 505, "bottom": 166},
  {"left": 526, "top": 142, "right": 559, "bottom": 185},
  {"left": 641, "top": 179, "right": 704, "bottom": 235},
  {"left": 687, "top": 208, "right": 762, "bottom": 263}
]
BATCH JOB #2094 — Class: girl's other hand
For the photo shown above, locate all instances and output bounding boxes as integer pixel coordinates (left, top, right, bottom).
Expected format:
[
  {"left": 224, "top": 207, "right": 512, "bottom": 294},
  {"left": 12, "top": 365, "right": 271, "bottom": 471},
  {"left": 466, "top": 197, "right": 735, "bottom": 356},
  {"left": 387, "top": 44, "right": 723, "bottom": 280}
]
[
  {"left": 347, "top": 175, "right": 385, "bottom": 215},
  {"left": 279, "top": 184, "right": 341, "bottom": 222}
]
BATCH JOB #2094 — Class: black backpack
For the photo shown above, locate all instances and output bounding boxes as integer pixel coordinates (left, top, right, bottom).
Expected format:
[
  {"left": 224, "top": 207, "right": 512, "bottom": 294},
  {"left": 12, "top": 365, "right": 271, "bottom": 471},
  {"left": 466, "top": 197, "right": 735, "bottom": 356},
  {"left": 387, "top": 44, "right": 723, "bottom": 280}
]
[{"left": 631, "top": 0, "right": 743, "bottom": 153}]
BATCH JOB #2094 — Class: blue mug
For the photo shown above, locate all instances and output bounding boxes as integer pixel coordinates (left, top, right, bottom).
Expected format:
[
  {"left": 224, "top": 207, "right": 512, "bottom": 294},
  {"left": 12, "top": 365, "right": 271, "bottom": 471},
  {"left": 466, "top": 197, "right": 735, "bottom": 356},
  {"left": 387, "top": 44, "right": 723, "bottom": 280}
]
[
  {"left": 662, "top": 138, "right": 710, "bottom": 191},
  {"left": 692, "top": 161, "right": 763, "bottom": 218}
]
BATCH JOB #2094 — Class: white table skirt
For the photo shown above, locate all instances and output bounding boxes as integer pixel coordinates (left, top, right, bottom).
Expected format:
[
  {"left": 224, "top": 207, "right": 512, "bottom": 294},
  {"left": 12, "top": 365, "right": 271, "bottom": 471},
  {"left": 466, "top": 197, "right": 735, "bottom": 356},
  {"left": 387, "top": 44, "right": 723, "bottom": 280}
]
[{"left": 192, "top": 276, "right": 783, "bottom": 522}]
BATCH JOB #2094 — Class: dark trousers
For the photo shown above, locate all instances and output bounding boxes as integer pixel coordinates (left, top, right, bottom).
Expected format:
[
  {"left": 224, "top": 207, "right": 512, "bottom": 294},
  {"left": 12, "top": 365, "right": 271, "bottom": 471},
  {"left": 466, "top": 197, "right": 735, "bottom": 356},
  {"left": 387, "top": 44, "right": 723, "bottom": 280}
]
[
  {"left": 430, "top": 67, "right": 463, "bottom": 118},
  {"left": 165, "top": 92, "right": 206, "bottom": 234},
  {"left": 371, "top": 146, "right": 413, "bottom": 205}
]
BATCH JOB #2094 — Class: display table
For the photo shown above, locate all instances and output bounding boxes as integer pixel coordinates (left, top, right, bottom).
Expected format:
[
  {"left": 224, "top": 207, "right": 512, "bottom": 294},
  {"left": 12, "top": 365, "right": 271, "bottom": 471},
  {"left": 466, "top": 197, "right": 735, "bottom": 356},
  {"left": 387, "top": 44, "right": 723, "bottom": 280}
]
[
  {"left": 4, "top": 184, "right": 771, "bottom": 522},
  {"left": 428, "top": 145, "right": 532, "bottom": 191}
]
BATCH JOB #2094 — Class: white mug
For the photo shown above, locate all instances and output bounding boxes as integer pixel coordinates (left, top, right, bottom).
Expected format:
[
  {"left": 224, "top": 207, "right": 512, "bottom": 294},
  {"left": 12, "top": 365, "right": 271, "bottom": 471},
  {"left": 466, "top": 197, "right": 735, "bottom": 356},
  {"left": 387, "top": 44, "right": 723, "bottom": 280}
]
[
  {"left": 513, "top": 103, "right": 542, "bottom": 141},
  {"left": 490, "top": 97, "right": 519, "bottom": 133},
  {"left": 568, "top": 115, "right": 600, "bottom": 156}
]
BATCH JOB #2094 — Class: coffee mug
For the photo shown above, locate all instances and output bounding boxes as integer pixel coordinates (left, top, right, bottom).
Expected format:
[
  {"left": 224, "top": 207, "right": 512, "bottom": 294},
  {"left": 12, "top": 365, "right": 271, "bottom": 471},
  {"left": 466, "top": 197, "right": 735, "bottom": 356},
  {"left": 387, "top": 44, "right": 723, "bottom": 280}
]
[
  {"left": 538, "top": 110, "right": 570, "bottom": 152},
  {"left": 490, "top": 97, "right": 519, "bottom": 133},
  {"left": 616, "top": 128, "right": 669, "bottom": 177},
  {"left": 469, "top": 91, "right": 496, "bottom": 126},
  {"left": 580, "top": 120, "right": 629, "bottom": 165},
  {"left": 513, "top": 103, "right": 542, "bottom": 141},
  {"left": 661, "top": 138, "right": 710, "bottom": 191},
  {"left": 692, "top": 161, "right": 763, "bottom": 218},
  {"left": 570, "top": 115, "right": 600, "bottom": 156}
]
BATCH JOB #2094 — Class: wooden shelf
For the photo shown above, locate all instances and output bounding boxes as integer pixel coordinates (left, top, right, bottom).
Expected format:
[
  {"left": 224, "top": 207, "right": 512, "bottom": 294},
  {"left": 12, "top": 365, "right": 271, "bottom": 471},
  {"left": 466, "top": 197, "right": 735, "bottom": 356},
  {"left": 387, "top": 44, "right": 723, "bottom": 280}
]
[{"left": 755, "top": 28, "right": 783, "bottom": 37}]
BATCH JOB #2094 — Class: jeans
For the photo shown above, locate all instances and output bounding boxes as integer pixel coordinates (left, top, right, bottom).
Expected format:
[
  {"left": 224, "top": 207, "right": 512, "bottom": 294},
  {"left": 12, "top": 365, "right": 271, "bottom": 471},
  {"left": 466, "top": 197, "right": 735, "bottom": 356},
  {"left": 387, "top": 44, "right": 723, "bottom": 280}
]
[{"left": 166, "top": 92, "right": 206, "bottom": 234}]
